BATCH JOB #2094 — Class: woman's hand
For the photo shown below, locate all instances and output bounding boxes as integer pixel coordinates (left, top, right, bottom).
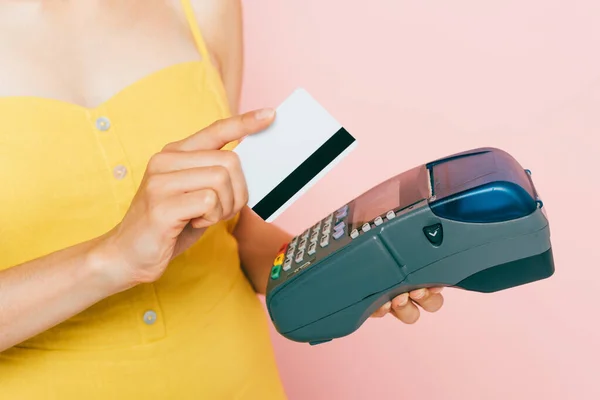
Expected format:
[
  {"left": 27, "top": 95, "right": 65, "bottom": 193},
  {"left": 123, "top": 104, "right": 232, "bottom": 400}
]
[
  {"left": 370, "top": 287, "right": 445, "bottom": 324},
  {"left": 98, "top": 108, "right": 276, "bottom": 288}
]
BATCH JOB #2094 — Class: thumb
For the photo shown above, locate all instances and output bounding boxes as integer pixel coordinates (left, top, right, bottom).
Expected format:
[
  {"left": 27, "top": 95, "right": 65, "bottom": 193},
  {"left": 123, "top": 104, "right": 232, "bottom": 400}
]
[{"left": 170, "top": 108, "right": 275, "bottom": 152}]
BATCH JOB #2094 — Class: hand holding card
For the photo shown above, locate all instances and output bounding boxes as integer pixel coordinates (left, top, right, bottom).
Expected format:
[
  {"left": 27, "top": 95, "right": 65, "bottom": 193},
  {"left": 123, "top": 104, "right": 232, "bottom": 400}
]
[{"left": 233, "top": 88, "right": 358, "bottom": 222}]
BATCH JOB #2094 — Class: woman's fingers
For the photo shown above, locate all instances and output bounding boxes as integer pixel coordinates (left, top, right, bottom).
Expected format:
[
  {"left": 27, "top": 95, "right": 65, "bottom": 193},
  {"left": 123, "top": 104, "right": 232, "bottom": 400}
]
[
  {"left": 148, "top": 167, "right": 235, "bottom": 218},
  {"left": 390, "top": 293, "right": 421, "bottom": 324},
  {"left": 371, "top": 301, "right": 392, "bottom": 318},
  {"left": 370, "top": 287, "right": 446, "bottom": 322},
  {"left": 147, "top": 149, "right": 242, "bottom": 176},
  {"left": 409, "top": 288, "right": 444, "bottom": 313},
  {"left": 167, "top": 108, "right": 275, "bottom": 152},
  {"left": 160, "top": 189, "right": 223, "bottom": 230},
  {"left": 146, "top": 150, "right": 247, "bottom": 218}
]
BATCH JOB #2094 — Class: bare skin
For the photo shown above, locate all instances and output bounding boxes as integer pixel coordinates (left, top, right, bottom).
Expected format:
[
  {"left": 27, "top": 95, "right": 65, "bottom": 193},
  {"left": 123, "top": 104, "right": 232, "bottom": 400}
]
[{"left": 0, "top": 0, "right": 444, "bottom": 353}]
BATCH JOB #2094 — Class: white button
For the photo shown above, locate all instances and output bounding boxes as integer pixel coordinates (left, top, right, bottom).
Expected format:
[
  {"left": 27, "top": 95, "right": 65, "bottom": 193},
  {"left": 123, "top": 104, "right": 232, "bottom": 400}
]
[
  {"left": 96, "top": 116, "right": 111, "bottom": 131},
  {"left": 350, "top": 229, "right": 359, "bottom": 239},
  {"left": 286, "top": 245, "right": 295, "bottom": 258},
  {"left": 143, "top": 310, "right": 157, "bottom": 325},
  {"left": 113, "top": 165, "right": 127, "bottom": 180},
  {"left": 386, "top": 210, "right": 396, "bottom": 220},
  {"left": 310, "top": 230, "right": 319, "bottom": 243},
  {"left": 298, "top": 238, "right": 307, "bottom": 251},
  {"left": 283, "top": 258, "right": 292, "bottom": 271},
  {"left": 362, "top": 223, "right": 371, "bottom": 232},
  {"left": 374, "top": 216, "right": 383, "bottom": 226}
]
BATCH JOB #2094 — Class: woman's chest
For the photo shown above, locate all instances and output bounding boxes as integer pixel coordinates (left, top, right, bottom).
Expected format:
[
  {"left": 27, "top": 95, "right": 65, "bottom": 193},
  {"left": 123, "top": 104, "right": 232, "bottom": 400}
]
[
  {"left": 0, "top": 85, "right": 228, "bottom": 268},
  {"left": 0, "top": 2, "right": 231, "bottom": 266},
  {"left": 0, "top": 1, "right": 202, "bottom": 109}
]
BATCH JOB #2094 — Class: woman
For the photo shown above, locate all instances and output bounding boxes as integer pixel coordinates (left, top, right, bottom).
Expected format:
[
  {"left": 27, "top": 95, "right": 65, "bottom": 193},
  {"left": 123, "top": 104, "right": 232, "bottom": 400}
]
[{"left": 0, "top": 1, "right": 445, "bottom": 398}]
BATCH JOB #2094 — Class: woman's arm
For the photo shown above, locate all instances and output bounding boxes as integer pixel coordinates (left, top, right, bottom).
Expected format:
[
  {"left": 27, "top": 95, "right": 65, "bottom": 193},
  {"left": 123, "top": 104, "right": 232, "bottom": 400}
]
[
  {"left": 0, "top": 109, "right": 275, "bottom": 353},
  {"left": 233, "top": 207, "right": 293, "bottom": 294},
  {"left": 0, "top": 236, "right": 126, "bottom": 353}
]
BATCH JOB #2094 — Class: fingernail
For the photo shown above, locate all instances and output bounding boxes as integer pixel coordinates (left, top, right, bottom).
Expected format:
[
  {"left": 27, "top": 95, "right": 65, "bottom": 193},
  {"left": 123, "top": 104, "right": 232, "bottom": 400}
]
[
  {"left": 412, "top": 289, "right": 427, "bottom": 299},
  {"left": 396, "top": 293, "right": 409, "bottom": 307},
  {"left": 430, "top": 287, "right": 444, "bottom": 294},
  {"left": 254, "top": 108, "right": 275, "bottom": 120}
]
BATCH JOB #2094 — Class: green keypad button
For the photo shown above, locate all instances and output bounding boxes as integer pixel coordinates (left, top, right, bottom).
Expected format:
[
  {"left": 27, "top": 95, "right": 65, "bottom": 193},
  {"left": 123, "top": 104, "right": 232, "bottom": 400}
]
[{"left": 270, "top": 265, "right": 282, "bottom": 280}]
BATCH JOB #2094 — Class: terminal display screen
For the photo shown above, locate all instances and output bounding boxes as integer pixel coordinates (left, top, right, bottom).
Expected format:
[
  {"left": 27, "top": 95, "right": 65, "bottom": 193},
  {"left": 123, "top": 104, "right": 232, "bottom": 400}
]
[{"left": 350, "top": 165, "right": 429, "bottom": 229}]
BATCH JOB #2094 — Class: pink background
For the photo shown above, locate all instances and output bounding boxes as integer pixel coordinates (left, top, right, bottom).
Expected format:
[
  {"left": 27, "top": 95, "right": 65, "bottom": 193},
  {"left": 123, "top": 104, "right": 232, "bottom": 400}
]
[{"left": 240, "top": 1, "right": 599, "bottom": 399}]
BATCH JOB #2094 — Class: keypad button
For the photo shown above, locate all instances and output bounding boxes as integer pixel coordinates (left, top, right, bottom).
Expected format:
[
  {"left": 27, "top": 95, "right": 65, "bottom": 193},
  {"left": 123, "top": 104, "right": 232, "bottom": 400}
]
[
  {"left": 336, "top": 204, "right": 348, "bottom": 214},
  {"left": 374, "top": 216, "right": 383, "bottom": 226},
  {"left": 270, "top": 265, "right": 282, "bottom": 279},
  {"left": 307, "top": 242, "right": 317, "bottom": 255},
  {"left": 283, "top": 257, "right": 292, "bottom": 271},
  {"left": 295, "top": 250, "right": 305, "bottom": 263},
  {"left": 335, "top": 206, "right": 348, "bottom": 220},
  {"left": 310, "top": 230, "right": 319, "bottom": 242},
  {"left": 423, "top": 223, "right": 443, "bottom": 246},
  {"left": 362, "top": 223, "right": 371, "bottom": 232},
  {"left": 301, "top": 229, "right": 310, "bottom": 240},
  {"left": 320, "top": 234, "right": 330, "bottom": 248},
  {"left": 386, "top": 210, "right": 396, "bottom": 220},
  {"left": 273, "top": 253, "right": 285, "bottom": 266},
  {"left": 286, "top": 245, "right": 295, "bottom": 258},
  {"left": 333, "top": 229, "right": 345, "bottom": 240},
  {"left": 143, "top": 310, "right": 157, "bottom": 325},
  {"left": 326, "top": 214, "right": 334, "bottom": 224},
  {"left": 322, "top": 222, "right": 331, "bottom": 235},
  {"left": 350, "top": 229, "right": 359, "bottom": 239},
  {"left": 334, "top": 221, "right": 346, "bottom": 232},
  {"left": 298, "top": 238, "right": 307, "bottom": 251},
  {"left": 96, "top": 116, "right": 111, "bottom": 131},
  {"left": 291, "top": 236, "right": 299, "bottom": 246}
]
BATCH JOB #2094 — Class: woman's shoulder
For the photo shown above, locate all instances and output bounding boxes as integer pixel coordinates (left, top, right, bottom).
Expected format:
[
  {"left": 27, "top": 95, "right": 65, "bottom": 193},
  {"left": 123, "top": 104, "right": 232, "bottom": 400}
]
[{"left": 172, "top": 0, "right": 243, "bottom": 114}]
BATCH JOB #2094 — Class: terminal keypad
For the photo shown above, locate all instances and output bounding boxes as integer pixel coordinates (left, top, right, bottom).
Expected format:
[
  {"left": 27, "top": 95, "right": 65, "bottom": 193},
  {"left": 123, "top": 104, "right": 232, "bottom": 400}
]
[{"left": 270, "top": 203, "right": 399, "bottom": 280}]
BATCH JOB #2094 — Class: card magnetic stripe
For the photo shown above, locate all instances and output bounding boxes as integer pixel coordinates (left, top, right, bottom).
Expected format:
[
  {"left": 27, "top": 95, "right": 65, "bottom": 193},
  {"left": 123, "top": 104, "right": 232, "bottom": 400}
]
[{"left": 252, "top": 127, "right": 356, "bottom": 221}]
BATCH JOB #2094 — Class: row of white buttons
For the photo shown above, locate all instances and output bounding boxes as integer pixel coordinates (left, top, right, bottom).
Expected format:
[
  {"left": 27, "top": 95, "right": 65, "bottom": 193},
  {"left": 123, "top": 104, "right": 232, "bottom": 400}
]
[
  {"left": 97, "top": 115, "right": 150, "bottom": 325},
  {"left": 96, "top": 116, "right": 128, "bottom": 180},
  {"left": 350, "top": 209, "right": 396, "bottom": 239}
]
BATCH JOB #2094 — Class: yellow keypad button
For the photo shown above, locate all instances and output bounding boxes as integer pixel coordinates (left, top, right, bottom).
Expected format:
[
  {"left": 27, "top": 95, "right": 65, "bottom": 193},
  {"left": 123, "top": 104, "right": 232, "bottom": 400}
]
[{"left": 274, "top": 253, "right": 285, "bottom": 266}]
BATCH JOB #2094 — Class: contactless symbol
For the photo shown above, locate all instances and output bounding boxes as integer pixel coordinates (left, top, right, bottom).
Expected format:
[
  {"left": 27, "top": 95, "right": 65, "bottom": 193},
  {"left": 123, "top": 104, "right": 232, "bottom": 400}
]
[{"left": 423, "top": 223, "right": 443, "bottom": 246}]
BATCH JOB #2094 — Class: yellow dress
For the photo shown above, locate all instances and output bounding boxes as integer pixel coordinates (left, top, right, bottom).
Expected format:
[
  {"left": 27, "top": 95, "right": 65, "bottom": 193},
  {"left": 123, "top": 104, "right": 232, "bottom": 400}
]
[{"left": 0, "top": 1, "right": 287, "bottom": 399}]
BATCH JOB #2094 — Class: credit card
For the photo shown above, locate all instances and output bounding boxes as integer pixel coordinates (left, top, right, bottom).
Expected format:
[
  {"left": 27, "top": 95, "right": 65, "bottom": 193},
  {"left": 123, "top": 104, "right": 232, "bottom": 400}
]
[{"left": 233, "top": 88, "right": 357, "bottom": 222}]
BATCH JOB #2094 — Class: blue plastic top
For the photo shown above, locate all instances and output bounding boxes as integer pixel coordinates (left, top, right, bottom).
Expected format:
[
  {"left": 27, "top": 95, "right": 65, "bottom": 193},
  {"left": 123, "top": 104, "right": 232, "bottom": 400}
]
[{"left": 427, "top": 148, "right": 538, "bottom": 223}]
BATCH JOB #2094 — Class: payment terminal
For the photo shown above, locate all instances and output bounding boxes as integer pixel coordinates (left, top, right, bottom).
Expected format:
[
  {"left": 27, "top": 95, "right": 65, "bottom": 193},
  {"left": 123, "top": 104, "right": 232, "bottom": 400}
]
[{"left": 265, "top": 147, "right": 554, "bottom": 345}]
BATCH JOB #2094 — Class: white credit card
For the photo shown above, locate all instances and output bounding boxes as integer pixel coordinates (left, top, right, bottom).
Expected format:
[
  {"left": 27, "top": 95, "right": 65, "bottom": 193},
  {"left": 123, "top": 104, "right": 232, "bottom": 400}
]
[{"left": 233, "top": 88, "right": 357, "bottom": 222}]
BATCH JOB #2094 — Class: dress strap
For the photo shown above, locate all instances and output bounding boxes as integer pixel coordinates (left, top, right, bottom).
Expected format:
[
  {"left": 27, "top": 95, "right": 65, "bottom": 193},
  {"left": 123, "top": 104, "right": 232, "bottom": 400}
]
[{"left": 180, "top": 0, "right": 211, "bottom": 61}]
